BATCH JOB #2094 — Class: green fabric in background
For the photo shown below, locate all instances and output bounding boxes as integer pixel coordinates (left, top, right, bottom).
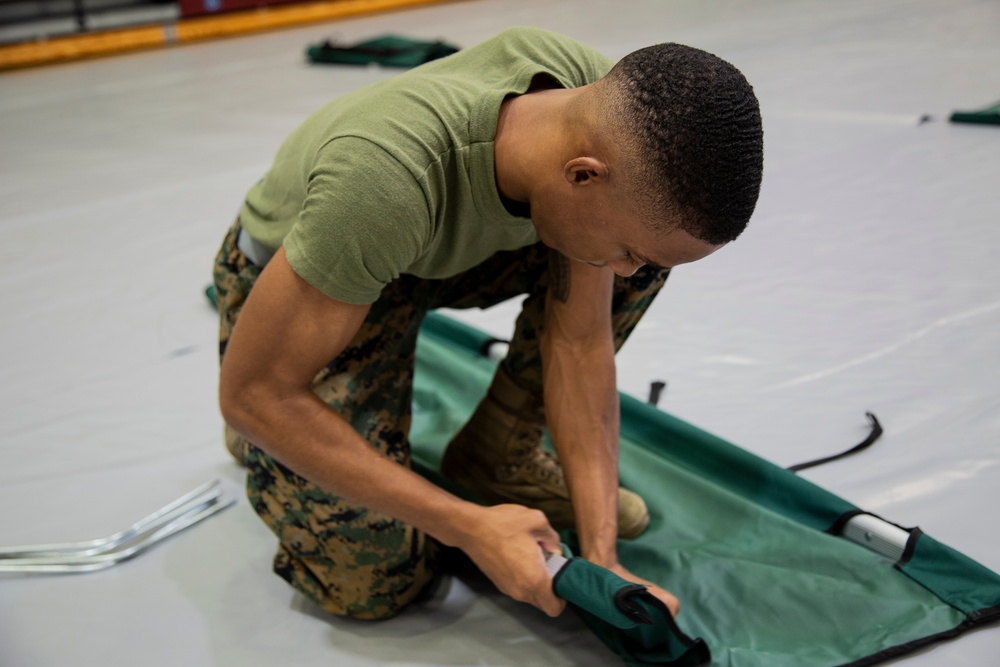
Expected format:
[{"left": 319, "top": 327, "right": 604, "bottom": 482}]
[
  {"left": 949, "top": 100, "right": 1000, "bottom": 125},
  {"left": 409, "top": 312, "right": 1000, "bottom": 667},
  {"left": 306, "top": 35, "right": 460, "bottom": 68}
]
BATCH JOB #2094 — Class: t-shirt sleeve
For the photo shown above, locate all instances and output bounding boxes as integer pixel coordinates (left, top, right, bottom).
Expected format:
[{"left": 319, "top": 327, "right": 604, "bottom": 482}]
[{"left": 283, "top": 136, "right": 430, "bottom": 305}]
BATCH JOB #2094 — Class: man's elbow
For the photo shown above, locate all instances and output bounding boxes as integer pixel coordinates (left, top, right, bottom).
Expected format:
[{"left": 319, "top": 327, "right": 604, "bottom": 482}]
[{"left": 218, "top": 367, "right": 265, "bottom": 442}]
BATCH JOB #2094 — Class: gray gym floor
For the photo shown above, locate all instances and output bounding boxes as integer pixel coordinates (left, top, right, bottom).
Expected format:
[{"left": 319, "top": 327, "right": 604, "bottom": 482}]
[{"left": 1, "top": 1, "right": 998, "bottom": 665}]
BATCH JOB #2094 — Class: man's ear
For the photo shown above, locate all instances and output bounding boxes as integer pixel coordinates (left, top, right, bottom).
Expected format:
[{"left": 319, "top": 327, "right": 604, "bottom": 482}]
[{"left": 564, "top": 157, "right": 609, "bottom": 186}]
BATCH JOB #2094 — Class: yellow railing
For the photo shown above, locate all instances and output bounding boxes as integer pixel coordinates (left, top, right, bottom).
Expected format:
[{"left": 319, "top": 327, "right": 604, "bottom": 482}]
[{"left": 0, "top": 0, "right": 455, "bottom": 72}]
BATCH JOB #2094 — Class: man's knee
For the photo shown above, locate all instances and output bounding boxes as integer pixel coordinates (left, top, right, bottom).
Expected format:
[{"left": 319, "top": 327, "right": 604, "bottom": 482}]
[
  {"left": 245, "top": 446, "right": 437, "bottom": 620},
  {"left": 272, "top": 531, "right": 438, "bottom": 621}
]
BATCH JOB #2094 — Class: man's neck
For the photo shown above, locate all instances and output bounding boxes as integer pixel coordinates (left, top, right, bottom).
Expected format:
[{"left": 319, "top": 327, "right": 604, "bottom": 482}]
[{"left": 494, "top": 87, "right": 577, "bottom": 206}]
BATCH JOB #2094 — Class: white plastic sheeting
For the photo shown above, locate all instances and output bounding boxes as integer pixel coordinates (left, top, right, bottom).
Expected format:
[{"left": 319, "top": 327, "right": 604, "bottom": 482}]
[{"left": 1, "top": 1, "right": 998, "bottom": 665}]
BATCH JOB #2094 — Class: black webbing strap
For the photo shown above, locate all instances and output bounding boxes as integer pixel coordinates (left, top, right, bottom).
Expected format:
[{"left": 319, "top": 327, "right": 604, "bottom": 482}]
[
  {"left": 648, "top": 380, "right": 667, "bottom": 407},
  {"left": 788, "top": 412, "right": 884, "bottom": 472}
]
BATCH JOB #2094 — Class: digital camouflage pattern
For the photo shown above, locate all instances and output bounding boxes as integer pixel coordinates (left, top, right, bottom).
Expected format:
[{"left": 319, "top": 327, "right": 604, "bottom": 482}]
[{"left": 212, "top": 220, "right": 669, "bottom": 619}]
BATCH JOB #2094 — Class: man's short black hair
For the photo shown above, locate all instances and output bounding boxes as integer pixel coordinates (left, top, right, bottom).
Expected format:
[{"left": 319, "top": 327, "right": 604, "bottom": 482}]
[{"left": 607, "top": 43, "right": 764, "bottom": 245}]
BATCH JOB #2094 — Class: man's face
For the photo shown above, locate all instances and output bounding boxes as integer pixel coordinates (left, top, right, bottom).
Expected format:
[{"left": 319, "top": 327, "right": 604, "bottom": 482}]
[{"left": 530, "top": 186, "right": 723, "bottom": 276}]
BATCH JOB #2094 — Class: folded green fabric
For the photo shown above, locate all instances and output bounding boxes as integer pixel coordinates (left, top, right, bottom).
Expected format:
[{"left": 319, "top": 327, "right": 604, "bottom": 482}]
[
  {"left": 949, "top": 100, "right": 1000, "bottom": 125},
  {"left": 306, "top": 35, "right": 460, "bottom": 68},
  {"left": 550, "top": 548, "right": 711, "bottom": 666}
]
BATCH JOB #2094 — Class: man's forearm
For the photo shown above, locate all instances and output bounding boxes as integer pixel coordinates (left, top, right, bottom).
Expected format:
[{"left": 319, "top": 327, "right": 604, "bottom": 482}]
[
  {"left": 539, "top": 328, "right": 681, "bottom": 617},
  {"left": 541, "top": 332, "right": 621, "bottom": 566}
]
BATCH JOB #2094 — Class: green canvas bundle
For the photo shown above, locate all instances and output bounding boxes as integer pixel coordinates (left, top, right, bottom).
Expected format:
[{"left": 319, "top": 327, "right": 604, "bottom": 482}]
[
  {"left": 410, "top": 312, "right": 1000, "bottom": 667},
  {"left": 548, "top": 547, "right": 711, "bottom": 666},
  {"left": 306, "top": 35, "right": 459, "bottom": 68}
]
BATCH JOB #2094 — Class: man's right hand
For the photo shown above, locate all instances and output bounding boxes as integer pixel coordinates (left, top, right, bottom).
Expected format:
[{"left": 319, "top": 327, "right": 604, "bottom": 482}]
[{"left": 456, "top": 504, "right": 567, "bottom": 617}]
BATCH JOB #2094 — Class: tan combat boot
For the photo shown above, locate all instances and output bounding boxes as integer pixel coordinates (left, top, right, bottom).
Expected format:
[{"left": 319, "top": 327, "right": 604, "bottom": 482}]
[{"left": 440, "top": 367, "right": 650, "bottom": 539}]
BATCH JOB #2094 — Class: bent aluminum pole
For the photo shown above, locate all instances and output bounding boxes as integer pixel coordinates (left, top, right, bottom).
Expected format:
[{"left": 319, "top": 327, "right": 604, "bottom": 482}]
[{"left": 0, "top": 480, "right": 234, "bottom": 574}]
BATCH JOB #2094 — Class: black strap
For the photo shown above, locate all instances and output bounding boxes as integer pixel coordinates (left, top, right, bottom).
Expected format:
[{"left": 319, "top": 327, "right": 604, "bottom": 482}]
[
  {"left": 788, "top": 412, "right": 883, "bottom": 472},
  {"left": 648, "top": 381, "right": 667, "bottom": 406}
]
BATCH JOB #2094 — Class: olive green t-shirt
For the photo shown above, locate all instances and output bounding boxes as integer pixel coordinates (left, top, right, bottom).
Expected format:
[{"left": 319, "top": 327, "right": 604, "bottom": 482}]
[{"left": 239, "top": 27, "right": 614, "bottom": 304}]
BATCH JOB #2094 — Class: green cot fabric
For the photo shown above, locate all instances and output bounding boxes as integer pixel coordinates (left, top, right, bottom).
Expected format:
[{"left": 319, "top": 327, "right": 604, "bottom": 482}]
[
  {"left": 552, "top": 551, "right": 711, "bottom": 666},
  {"left": 409, "top": 312, "right": 1000, "bottom": 667},
  {"left": 899, "top": 533, "right": 1000, "bottom": 616}
]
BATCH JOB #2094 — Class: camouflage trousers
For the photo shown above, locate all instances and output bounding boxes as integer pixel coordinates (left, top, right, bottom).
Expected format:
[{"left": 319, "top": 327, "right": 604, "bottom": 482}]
[{"left": 212, "top": 220, "right": 670, "bottom": 620}]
